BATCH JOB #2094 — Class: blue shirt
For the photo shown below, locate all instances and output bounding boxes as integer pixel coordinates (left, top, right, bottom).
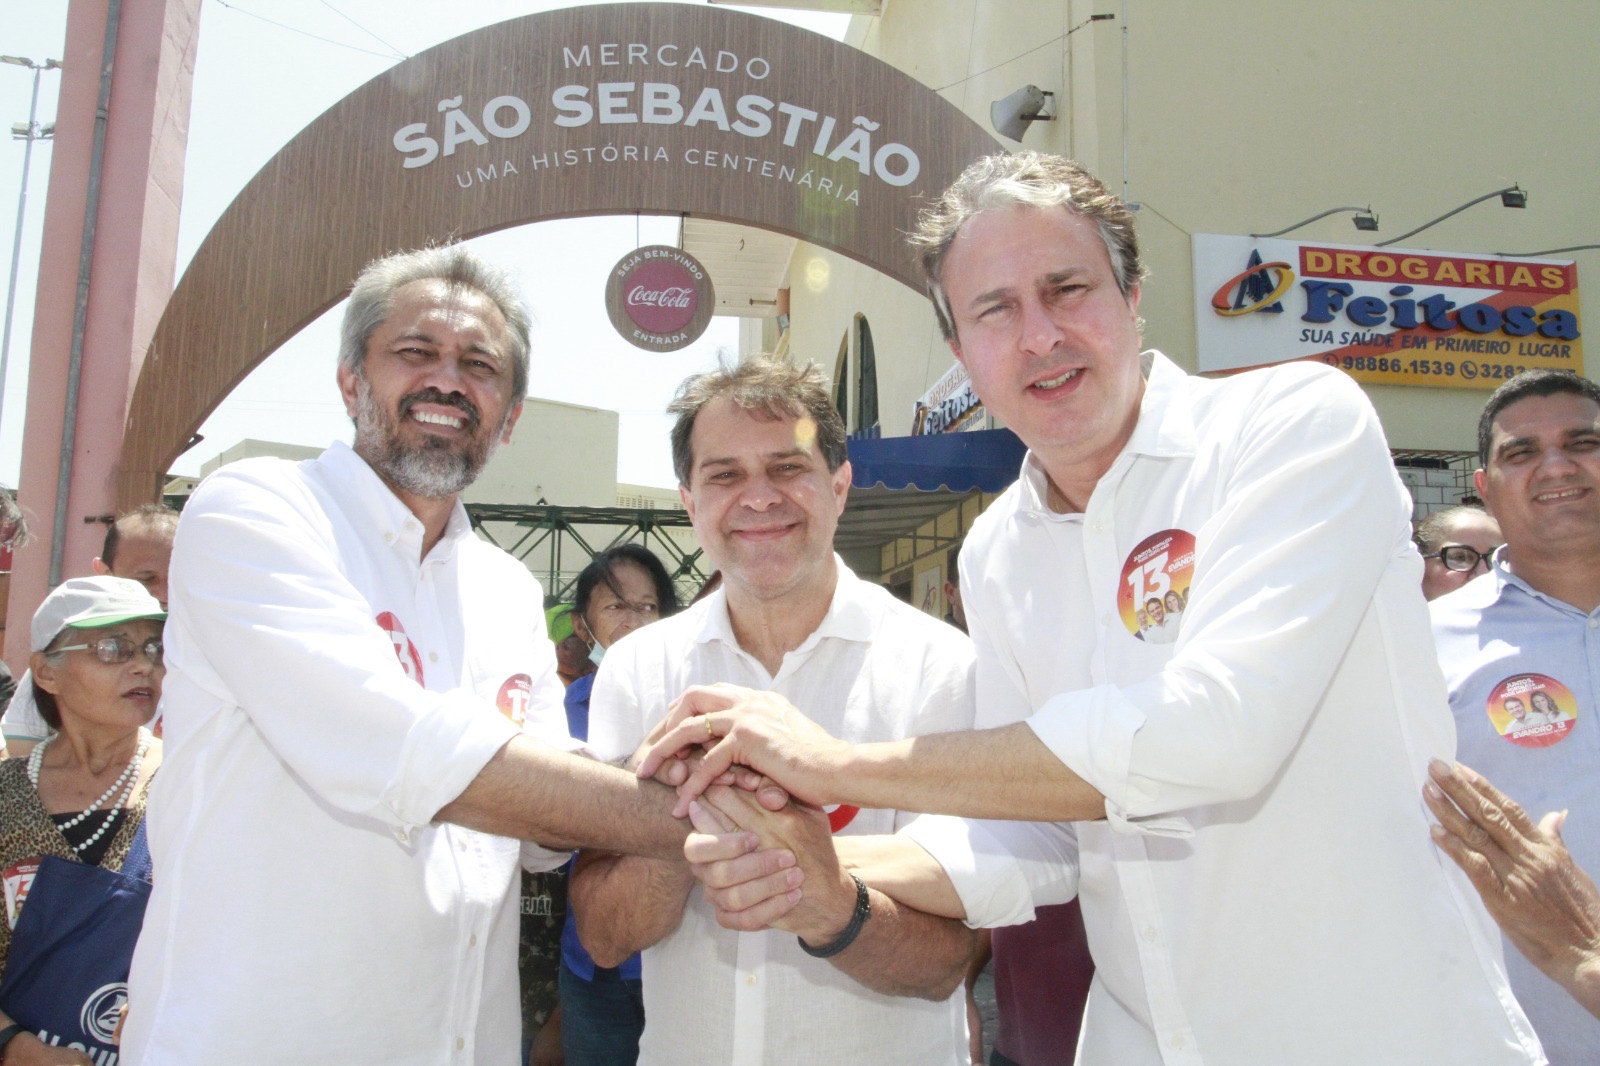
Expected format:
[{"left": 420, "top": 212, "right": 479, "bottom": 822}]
[
  {"left": 560, "top": 673, "right": 642, "bottom": 982},
  {"left": 1432, "top": 551, "right": 1600, "bottom": 1065}
]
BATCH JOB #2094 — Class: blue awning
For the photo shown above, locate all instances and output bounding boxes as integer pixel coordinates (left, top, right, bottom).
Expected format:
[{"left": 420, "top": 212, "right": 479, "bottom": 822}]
[
  {"left": 834, "top": 429, "right": 1026, "bottom": 555},
  {"left": 847, "top": 428, "right": 1026, "bottom": 492}
]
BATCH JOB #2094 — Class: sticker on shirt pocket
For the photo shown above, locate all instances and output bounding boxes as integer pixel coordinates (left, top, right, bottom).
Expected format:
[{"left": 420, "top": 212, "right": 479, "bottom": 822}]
[
  {"left": 1487, "top": 674, "right": 1577, "bottom": 748},
  {"left": 497, "top": 673, "right": 533, "bottom": 725},
  {"left": 376, "top": 610, "right": 424, "bottom": 685},
  {"left": 826, "top": 804, "right": 859, "bottom": 832},
  {"left": 1117, "top": 529, "right": 1196, "bottom": 644},
  {"left": 2, "top": 858, "right": 39, "bottom": 929}
]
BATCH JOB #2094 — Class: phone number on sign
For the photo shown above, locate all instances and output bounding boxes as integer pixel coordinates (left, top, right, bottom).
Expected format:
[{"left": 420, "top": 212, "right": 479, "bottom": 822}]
[{"left": 1321, "top": 355, "right": 1527, "bottom": 381}]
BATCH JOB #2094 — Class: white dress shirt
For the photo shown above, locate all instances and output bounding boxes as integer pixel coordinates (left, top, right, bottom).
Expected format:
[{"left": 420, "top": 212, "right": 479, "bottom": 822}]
[
  {"left": 587, "top": 560, "right": 977, "bottom": 1065},
  {"left": 125, "top": 443, "right": 576, "bottom": 1065},
  {"left": 0, "top": 673, "right": 45, "bottom": 746},
  {"left": 1433, "top": 556, "right": 1600, "bottom": 1065},
  {"left": 904, "top": 352, "right": 1542, "bottom": 1065}
]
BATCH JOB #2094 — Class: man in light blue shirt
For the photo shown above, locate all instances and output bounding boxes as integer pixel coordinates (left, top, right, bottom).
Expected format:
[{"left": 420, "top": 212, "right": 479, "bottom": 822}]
[{"left": 1432, "top": 367, "right": 1600, "bottom": 1063}]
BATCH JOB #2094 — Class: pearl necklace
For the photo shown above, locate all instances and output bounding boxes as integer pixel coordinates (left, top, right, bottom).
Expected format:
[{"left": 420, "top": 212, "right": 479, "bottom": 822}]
[{"left": 28, "top": 728, "right": 150, "bottom": 854}]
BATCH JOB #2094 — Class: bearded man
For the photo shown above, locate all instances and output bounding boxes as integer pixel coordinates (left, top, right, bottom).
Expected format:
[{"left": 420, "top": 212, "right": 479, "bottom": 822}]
[{"left": 124, "top": 247, "right": 690, "bottom": 1064}]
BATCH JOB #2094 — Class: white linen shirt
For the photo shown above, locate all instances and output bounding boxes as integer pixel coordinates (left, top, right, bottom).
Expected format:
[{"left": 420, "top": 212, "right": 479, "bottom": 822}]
[
  {"left": 903, "top": 353, "right": 1542, "bottom": 1065},
  {"left": 1433, "top": 555, "right": 1600, "bottom": 1065},
  {"left": 587, "top": 560, "right": 977, "bottom": 1065},
  {"left": 125, "top": 442, "right": 576, "bottom": 1065},
  {"left": 0, "top": 673, "right": 45, "bottom": 746}
]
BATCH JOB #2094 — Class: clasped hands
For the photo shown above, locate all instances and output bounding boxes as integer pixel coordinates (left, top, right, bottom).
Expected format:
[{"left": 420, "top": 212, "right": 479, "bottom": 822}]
[{"left": 636, "top": 683, "right": 862, "bottom": 944}]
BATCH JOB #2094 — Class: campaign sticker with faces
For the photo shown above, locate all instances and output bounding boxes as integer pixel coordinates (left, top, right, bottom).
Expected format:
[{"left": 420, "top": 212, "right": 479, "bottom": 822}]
[
  {"left": 497, "top": 673, "right": 533, "bottom": 725},
  {"left": 1486, "top": 673, "right": 1577, "bottom": 748},
  {"left": 376, "top": 610, "right": 425, "bottom": 685},
  {"left": 2, "top": 859, "right": 39, "bottom": 929},
  {"left": 1117, "top": 529, "right": 1197, "bottom": 644}
]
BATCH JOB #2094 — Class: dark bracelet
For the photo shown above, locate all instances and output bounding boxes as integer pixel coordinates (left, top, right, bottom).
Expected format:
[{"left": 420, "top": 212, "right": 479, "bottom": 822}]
[
  {"left": 0, "top": 1023, "right": 26, "bottom": 1063},
  {"left": 798, "top": 873, "right": 871, "bottom": 958}
]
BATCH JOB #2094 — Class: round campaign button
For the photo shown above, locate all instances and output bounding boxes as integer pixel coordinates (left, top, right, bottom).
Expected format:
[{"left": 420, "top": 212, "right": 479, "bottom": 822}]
[
  {"left": 1117, "top": 529, "right": 1196, "bottom": 644},
  {"left": 497, "top": 673, "right": 533, "bottom": 725},
  {"left": 1485, "top": 673, "right": 1577, "bottom": 749},
  {"left": 376, "top": 611, "right": 424, "bottom": 684}
]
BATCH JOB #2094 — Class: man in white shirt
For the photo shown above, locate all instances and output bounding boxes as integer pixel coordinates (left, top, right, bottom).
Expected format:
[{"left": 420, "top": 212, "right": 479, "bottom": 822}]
[
  {"left": 125, "top": 247, "right": 690, "bottom": 1065},
  {"left": 1428, "top": 368, "right": 1600, "bottom": 1063},
  {"left": 643, "top": 153, "right": 1542, "bottom": 1064},
  {"left": 569, "top": 357, "right": 979, "bottom": 1065}
]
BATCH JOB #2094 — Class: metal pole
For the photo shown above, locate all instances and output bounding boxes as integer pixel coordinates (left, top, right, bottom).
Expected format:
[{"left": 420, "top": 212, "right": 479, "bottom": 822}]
[
  {"left": 1121, "top": 0, "right": 1130, "bottom": 204},
  {"left": 52, "top": 0, "right": 121, "bottom": 586},
  {"left": 0, "top": 60, "right": 52, "bottom": 446}
]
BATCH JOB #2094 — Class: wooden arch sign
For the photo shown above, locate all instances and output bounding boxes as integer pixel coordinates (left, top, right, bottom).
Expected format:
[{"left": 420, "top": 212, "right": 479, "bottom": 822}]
[{"left": 119, "top": 2, "right": 1000, "bottom": 503}]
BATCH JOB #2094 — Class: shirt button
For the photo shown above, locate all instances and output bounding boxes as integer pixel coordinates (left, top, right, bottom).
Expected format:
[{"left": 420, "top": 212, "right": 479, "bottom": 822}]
[
  {"left": 1170, "top": 1034, "right": 1187, "bottom": 1051},
  {"left": 1101, "top": 614, "right": 1112, "bottom": 627},
  {"left": 384, "top": 531, "right": 395, "bottom": 543},
  {"left": 469, "top": 934, "right": 478, "bottom": 947},
  {"left": 744, "top": 974, "right": 757, "bottom": 986},
  {"left": 1141, "top": 926, "right": 1159, "bottom": 943},
  {"left": 1589, "top": 618, "right": 1598, "bottom": 629},
  {"left": 429, "top": 651, "right": 439, "bottom": 662},
  {"left": 456, "top": 1038, "right": 465, "bottom": 1051}
]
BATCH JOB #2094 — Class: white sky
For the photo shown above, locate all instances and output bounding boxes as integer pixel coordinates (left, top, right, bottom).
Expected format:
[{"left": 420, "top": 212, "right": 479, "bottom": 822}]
[{"left": 0, "top": 1, "right": 848, "bottom": 489}]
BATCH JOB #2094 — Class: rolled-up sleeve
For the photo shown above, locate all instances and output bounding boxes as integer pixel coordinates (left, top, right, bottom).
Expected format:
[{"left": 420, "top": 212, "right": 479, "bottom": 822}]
[
  {"left": 168, "top": 466, "right": 522, "bottom": 833},
  {"left": 1025, "top": 368, "right": 1413, "bottom": 828},
  {"left": 899, "top": 814, "right": 1081, "bottom": 928}
]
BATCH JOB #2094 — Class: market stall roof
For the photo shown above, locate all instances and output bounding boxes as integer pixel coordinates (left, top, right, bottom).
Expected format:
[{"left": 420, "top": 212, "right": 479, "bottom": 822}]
[
  {"left": 847, "top": 428, "right": 1027, "bottom": 493},
  {"left": 835, "top": 428, "right": 1026, "bottom": 554}
]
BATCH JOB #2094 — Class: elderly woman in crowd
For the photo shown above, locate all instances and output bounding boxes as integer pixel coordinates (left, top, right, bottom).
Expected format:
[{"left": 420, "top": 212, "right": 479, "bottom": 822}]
[{"left": 0, "top": 577, "right": 165, "bottom": 1065}]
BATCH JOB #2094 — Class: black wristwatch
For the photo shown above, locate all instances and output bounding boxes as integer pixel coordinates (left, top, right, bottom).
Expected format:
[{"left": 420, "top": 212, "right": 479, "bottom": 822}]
[{"left": 0, "top": 1023, "right": 27, "bottom": 1063}]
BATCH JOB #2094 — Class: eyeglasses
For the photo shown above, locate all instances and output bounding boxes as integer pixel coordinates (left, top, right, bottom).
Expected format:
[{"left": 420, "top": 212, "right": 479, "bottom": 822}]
[
  {"left": 54, "top": 636, "right": 165, "bottom": 666},
  {"left": 1422, "top": 545, "right": 1495, "bottom": 573}
]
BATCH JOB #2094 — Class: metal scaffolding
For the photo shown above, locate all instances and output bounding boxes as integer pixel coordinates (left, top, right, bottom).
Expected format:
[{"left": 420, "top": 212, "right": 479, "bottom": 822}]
[{"left": 465, "top": 502, "right": 707, "bottom": 604}]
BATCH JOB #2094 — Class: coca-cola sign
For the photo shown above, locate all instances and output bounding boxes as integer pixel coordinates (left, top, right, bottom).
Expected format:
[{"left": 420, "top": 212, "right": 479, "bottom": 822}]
[{"left": 605, "top": 244, "right": 716, "bottom": 352}]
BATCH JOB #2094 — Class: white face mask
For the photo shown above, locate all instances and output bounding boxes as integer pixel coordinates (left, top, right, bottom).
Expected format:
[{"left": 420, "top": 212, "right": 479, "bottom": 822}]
[{"left": 587, "top": 641, "right": 605, "bottom": 667}]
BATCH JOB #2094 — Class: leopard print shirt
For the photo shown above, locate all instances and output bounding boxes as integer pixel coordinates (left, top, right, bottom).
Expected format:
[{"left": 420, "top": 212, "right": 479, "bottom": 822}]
[{"left": 0, "top": 754, "right": 152, "bottom": 973}]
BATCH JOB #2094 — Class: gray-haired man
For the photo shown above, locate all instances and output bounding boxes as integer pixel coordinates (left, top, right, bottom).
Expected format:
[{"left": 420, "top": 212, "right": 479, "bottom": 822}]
[{"left": 126, "top": 247, "right": 688, "bottom": 1064}]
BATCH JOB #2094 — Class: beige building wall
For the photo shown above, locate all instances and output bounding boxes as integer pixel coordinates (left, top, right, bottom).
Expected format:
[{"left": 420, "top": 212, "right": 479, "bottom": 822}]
[
  {"left": 772, "top": 0, "right": 1597, "bottom": 601},
  {"left": 787, "top": 0, "right": 1597, "bottom": 453},
  {"left": 199, "top": 440, "right": 323, "bottom": 477},
  {"left": 466, "top": 398, "right": 617, "bottom": 508}
]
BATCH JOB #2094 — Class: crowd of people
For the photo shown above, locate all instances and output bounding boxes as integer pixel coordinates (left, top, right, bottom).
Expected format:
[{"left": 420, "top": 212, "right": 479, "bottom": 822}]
[{"left": 0, "top": 150, "right": 1592, "bottom": 1065}]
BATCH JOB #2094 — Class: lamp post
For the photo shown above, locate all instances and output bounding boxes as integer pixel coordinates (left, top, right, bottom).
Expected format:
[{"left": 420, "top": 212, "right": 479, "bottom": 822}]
[
  {"left": 1250, "top": 206, "right": 1379, "bottom": 239},
  {"left": 0, "top": 55, "right": 61, "bottom": 446},
  {"left": 1375, "top": 186, "right": 1525, "bottom": 248}
]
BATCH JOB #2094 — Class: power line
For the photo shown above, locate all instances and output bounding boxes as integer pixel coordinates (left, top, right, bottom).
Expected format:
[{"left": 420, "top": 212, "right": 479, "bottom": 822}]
[
  {"left": 209, "top": 0, "right": 404, "bottom": 61},
  {"left": 317, "top": 0, "right": 410, "bottom": 61},
  {"left": 932, "top": 13, "right": 1114, "bottom": 94}
]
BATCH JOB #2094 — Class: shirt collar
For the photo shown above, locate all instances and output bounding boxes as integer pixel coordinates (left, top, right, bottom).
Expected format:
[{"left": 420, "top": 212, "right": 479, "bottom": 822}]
[
  {"left": 1015, "top": 349, "right": 1194, "bottom": 513},
  {"left": 692, "top": 555, "right": 877, "bottom": 650},
  {"left": 1489, "top": 545, "right": 1596, "bottom": 617},
  {"left": 318, "top": 440, "right": 474, "bottom": 562}
]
